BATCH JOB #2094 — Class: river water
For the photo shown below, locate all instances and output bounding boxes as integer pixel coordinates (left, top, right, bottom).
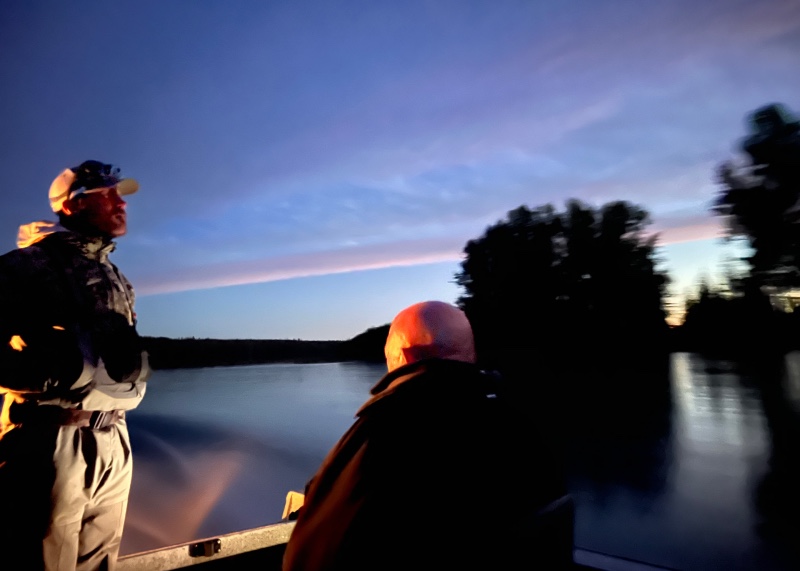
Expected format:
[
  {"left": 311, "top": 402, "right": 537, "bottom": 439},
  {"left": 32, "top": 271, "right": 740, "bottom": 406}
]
[{"left": 120, "top": 354, "right": 800, "bottom": 570}]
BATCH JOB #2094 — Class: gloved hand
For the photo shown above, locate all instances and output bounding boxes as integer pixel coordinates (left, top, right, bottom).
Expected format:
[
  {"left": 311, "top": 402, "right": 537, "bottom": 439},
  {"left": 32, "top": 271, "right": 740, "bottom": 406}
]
[
  {"left": 0, "top": 325, "right": 83, "bottom": 393},
  {"left": 94, "top": 314, "right": 144, "bottom": 383}
]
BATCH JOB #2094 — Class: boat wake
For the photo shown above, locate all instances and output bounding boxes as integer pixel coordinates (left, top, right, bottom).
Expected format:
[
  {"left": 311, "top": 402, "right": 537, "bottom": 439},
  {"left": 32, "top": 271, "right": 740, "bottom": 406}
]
[
  {"left": 122, "top": 427, "right": 245, "bottom": 553},
  {"left": 120, "top": 413, "right": 317, "bottom": 555}
]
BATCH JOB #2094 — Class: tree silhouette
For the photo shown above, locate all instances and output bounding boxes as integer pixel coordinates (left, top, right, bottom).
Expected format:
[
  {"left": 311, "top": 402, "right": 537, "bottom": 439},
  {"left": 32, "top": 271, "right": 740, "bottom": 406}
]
[
  {"left": 456, "top": 204, "right": 562, "bottom": 352},
  {"left": 455, "top": 199, "right": 673, "bottom": 459},
  {"left": 713, "top": 103, "right": 800, "bottom": 290},
  {"left": 455, "top": 199, "right": 669, "bottom": 364}
]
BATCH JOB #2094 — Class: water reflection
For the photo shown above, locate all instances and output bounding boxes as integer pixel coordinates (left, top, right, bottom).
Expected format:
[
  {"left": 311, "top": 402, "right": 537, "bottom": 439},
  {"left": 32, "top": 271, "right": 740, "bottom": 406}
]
[
  {"left": 744, "top": 352, "right": 800, "bottom": 552},
  {"left": 562, "top": 353, "right": 797, "bottom": 570},
  {"left": 122, "top": 357, "right": 799, "bottom": 570}
]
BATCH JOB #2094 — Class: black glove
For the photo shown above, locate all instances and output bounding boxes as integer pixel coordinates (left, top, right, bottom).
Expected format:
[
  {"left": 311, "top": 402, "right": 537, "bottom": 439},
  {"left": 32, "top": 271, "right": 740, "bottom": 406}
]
[{"left": 94, "top": 313, "right": 143, "bottom": 383}]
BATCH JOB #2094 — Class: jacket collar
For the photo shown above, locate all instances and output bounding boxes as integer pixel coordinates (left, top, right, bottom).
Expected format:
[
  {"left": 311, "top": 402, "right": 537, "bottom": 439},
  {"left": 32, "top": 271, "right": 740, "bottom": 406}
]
[
  {"left": 357, "top": 359, "right": 480, "bottom": 417},
  {"left": 18, "top": 221, "right": 115, "bottom": 261}
]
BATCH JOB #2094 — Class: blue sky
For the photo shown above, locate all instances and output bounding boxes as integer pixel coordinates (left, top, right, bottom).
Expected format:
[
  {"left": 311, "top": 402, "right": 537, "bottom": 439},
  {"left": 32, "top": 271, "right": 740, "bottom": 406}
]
[{"left": 1, "top": 0, "right": 798, "bottom": 340}]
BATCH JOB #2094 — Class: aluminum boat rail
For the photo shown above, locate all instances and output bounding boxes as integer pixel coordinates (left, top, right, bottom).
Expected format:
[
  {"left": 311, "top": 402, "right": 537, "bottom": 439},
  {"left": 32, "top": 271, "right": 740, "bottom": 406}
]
[{"left": 117, "top": 521, "right": 677, "bottom": 571}]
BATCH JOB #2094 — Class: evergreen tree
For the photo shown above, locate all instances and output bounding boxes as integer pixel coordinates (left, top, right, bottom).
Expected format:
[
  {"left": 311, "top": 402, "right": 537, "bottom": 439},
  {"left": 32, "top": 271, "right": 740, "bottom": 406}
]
[
  {"left": 713, "top": 103, "right": 800, "bottom": 290},
  {"left": 455, "top": 199, "right": 669, "bottom": 362}
]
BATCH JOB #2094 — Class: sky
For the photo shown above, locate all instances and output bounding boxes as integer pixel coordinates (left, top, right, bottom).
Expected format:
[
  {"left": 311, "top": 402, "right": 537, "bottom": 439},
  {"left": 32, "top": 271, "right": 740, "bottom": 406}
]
[{"left": 1, "top": 0, "right": 799, "bottom": 341}]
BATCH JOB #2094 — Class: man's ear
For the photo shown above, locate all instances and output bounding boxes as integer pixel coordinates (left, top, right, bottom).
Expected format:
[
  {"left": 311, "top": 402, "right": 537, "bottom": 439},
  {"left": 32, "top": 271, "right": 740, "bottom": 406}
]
[{"left": 402, "top": 345, "right": 434, "bottom": 365}]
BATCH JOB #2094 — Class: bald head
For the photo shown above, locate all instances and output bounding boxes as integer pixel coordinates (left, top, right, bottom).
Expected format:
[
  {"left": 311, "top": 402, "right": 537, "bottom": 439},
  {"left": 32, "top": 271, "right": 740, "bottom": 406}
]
[{"left": 384, "top": 301, "right": 476, "bottom": 373}]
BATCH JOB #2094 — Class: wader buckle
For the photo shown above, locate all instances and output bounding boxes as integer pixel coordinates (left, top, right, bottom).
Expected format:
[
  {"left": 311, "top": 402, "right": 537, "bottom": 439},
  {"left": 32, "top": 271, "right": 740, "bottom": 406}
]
[{"left": 89, "top": 410, "right": 117, "bottom": 429}]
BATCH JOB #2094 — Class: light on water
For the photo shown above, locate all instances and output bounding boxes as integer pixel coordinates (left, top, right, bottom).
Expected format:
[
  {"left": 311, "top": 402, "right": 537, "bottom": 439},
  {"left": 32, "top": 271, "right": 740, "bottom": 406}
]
[
  {"left": 123, "top": 433, "right": 245, "bottom": 551},
  {"left": 122, "top": 361, "right": 384, "bottom": 554},
  {"left": 122, "top": 357, "right": 799, "bottom": 570}
]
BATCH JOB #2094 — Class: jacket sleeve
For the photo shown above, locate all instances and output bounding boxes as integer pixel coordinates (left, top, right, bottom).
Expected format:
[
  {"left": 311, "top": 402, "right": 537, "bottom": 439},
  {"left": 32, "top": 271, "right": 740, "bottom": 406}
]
[{"left": 0, "top": 248, "right": 83, "bottom": 394}]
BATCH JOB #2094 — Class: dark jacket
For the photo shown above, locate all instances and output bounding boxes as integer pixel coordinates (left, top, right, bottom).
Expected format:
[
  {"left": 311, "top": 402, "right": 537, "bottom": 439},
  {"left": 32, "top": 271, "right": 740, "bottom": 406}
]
[
  {"left": 283, "top": 358, "right": 572, "bottom": 571},
  {"left": 0, "top": 224, "right": 148, "bottom": 422}
]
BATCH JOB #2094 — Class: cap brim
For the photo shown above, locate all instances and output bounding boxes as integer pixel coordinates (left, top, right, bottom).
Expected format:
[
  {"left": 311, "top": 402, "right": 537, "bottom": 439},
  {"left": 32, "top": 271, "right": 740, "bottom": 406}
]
[{"left": 116, "top": 178, "right": 139, "bottom": 196}]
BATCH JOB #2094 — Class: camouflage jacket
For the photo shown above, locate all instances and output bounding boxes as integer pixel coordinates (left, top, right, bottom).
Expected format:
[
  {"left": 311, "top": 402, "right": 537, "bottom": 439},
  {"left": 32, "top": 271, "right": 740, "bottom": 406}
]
[{"left": 0, "top": 221, "right": 148, "bottom": 415}]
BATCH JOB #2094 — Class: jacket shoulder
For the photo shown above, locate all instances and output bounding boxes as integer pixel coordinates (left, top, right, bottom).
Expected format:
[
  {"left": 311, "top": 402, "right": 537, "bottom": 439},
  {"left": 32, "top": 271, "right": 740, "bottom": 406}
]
[
  {"left": 0, "top": 240, "right": 78, "bottom": 311},
  {"left": 0, "top": 243, "right": 55, "bottom": 277}
]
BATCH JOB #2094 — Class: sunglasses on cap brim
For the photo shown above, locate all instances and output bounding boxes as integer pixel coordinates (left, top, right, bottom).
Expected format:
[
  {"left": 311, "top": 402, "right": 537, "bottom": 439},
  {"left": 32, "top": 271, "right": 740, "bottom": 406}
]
[{"left": 68, "top": 162, "right": 123, "bottom": 197}]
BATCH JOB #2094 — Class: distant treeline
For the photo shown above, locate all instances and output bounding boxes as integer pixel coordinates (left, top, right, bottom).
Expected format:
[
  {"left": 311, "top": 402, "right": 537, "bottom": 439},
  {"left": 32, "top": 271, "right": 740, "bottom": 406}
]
[
  {"left": 669, "top": 288, "right": 800, "bottom": 359},
  {"left": 142, "top": 324, "right": 391, "bottom": 370},
  {"left": 143, "top": 302, "right": 800, "bottom": 371}
]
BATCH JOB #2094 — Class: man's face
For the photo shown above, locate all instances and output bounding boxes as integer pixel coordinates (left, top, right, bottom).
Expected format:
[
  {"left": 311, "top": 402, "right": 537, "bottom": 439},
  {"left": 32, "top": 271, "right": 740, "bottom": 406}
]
[{"left": 66, "top": 187, "right": 128, "bottom": 237}]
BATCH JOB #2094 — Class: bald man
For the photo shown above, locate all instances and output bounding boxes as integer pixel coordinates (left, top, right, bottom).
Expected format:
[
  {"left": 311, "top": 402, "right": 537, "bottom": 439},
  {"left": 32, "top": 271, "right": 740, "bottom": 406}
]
[{"left": 283, "top": 301, "right": 572, "bottom": 571}]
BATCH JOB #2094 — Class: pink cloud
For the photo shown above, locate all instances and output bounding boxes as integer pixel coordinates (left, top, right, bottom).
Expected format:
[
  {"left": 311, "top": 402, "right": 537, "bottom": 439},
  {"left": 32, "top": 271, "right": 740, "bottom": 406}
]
[
  {"left": 134, "top": 236, "right": 466, "bottom": 296},
  {"left": 136, "top": 211, "right": 728, "bottom": 296},
  {"left": 654, "top": 220, "right": 724, "bottom": 246}
]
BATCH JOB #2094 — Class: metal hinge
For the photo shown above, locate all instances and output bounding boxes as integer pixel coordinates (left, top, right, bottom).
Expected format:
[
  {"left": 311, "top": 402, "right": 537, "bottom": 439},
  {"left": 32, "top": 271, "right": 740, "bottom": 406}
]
[{"left": 188, "top": 538, "right": 222, "bottom": 558}]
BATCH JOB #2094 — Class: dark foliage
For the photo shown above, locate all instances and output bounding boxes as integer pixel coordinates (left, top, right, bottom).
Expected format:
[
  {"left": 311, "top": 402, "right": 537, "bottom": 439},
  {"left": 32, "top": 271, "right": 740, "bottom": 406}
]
[
  {"left": 142, "top": 337, "right": 344, "bottom": 370},
  {"left": 668, "top": 103, "right": 800, "bottom": 359},
  {"left": 453, "top": 199, "right": 673, "bottom": 478},
  {"left": 713, "top": 102, "right": 800, "bottom": 290},
  {"left": 141, "top": 325, "right": 394, "bottom": 370},
  {"left": 336, "top": 324, "right": 390, "bottom": 363},
  {"left": 672, "top": 285, "right": 800, "bottom": 358},
  {"left": 455, "top": 199, "right": 670, "bottom": 368}
]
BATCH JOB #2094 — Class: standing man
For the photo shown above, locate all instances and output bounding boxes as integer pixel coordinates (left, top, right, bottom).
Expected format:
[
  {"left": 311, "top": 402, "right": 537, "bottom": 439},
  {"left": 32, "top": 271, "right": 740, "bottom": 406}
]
[
  {"left": 283, "top": 300, "right": 573, "bottom": 571},
  {"left": 0, "top": 160, "right": 150, "bottom": 571}
]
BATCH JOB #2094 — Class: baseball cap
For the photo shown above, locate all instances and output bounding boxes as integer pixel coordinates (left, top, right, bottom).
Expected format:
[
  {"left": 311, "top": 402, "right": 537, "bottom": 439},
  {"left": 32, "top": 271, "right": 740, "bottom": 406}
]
[{"left": 49, "top": 160, "right": 139, "bottom": 213}]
